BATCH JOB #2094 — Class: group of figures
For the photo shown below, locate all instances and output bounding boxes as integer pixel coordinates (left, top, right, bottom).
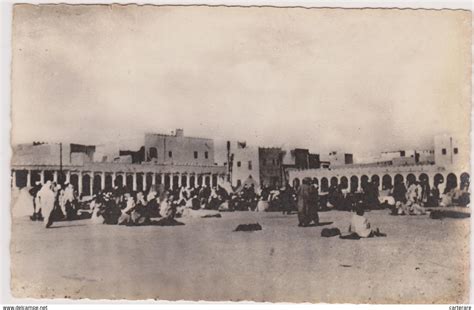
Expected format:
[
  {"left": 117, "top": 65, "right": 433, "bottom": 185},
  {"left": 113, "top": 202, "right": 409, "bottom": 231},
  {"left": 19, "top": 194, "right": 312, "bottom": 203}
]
[
  {"left": 320, "top": 176, "right": 470, "bottom": 215},
  {"left": 26, "top": 173, "right": 469, "bottom": 235}
]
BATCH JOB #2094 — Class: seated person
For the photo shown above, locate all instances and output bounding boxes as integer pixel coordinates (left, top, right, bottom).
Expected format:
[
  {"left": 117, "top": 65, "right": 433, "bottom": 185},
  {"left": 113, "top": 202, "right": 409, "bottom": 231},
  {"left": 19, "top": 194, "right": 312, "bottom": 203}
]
[
  {"left": 90, "top": 197, "right": 105, "bottom": 224},
  {"left": 102, "top": 194, "right": 123, "bottom": 225},
  {"left": 395, "top": 200, "right": 411, "bottom": 215},
  {"left": 130, "top": 192, "right": 151, "bottom": 225},
  {"left": 342, "top": 205, "right": 385, "bottom": 238},
  {"left": 408, "top": 200, "right": 426, "bottom": 215},
  {"left": 117, "top": 194, "right": 136, "bottom": 225},
  {"left": 160, "top": 193, "right": 176, "bottom": 220}
]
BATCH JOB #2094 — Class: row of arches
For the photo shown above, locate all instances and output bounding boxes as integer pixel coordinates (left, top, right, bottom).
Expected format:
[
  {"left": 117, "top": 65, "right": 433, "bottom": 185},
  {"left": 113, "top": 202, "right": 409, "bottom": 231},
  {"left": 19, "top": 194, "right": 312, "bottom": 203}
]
[
  {"left": 291, "top": 172, "right": 470, "bottom": 193},
  {"left": 12, "top": 170, "right": 221, "bottom": 196},
  {"left": 74, "top": 174, "right": 215, "bottom": 196}
]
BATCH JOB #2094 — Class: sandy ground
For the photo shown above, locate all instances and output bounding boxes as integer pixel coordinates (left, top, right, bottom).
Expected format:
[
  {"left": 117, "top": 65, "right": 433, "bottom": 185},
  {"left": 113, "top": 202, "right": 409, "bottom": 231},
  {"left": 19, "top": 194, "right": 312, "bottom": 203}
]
[{"left": 10, "top": 208, "right": 470, "bottom": 303}]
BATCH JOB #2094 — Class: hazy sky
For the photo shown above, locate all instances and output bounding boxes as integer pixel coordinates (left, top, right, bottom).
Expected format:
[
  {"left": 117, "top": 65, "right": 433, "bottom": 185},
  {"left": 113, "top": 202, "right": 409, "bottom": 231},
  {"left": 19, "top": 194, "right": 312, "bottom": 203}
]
[{"left": 11, "top": 5, "right": 471, "bottom": 157}]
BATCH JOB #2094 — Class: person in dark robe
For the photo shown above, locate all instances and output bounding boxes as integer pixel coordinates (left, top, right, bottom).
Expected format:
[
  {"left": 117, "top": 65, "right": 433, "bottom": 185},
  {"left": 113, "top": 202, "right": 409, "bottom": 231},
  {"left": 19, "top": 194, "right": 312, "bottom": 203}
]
[
  {"left": 29, "top": 181, "right": 43, "bottom": 221},
  {"left": 102, "top": 193, "right": 122, "bottom": 225},
  {"left": 392, "top": 179, "right": 408, "bottom": 215},
  {"left": 280, "top": 183, "right": 296, "bottom": 214},
  {"left": 365, "top": 181, "right": 380, "bottom": 209},
  {"left": 130, "top": 195, "right": 151, "bottom": 225},
  {"left": 297, "top": 178, "right": 319, "bottom": 227}
]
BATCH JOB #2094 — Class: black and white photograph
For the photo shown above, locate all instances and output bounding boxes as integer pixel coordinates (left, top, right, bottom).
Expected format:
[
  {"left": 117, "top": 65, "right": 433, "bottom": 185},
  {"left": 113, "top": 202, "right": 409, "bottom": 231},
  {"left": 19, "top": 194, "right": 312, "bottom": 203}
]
[{"left": 1, "top": 1, "right": 472, "bottom": 307}]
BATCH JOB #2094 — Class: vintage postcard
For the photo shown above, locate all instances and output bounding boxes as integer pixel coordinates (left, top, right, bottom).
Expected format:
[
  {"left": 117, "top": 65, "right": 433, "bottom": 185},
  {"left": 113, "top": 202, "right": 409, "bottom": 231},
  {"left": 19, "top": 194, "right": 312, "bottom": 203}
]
[{"left": 8, "top": 3, "right": 471, "bottom": 303}]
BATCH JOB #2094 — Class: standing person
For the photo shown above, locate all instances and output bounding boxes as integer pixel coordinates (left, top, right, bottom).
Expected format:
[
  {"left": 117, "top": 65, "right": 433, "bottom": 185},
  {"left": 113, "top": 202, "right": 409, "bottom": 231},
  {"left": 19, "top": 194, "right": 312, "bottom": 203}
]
[
  {"left": 393, "top": 178, "right": 408, "bottom": 215},
  {"left": 37, "top": 181, "right": 56, "bottom": 228},
  {"left": 297, "top": 178, "right": 318, "bottom": 227},
  {"left": 308, "top": 182, "right": 320, "bottom": 223},
  {"left": 62, "top": 183, "right": 76, "bottom": 220},
  {"left": 280, "top": 183, "right": 294, "bottom": 215},
  {"left": 420, "top": 179, "right": 431, "bottom": 207},
  {"left": 29, "top": 181, "right": 43, "bottom": 221}
]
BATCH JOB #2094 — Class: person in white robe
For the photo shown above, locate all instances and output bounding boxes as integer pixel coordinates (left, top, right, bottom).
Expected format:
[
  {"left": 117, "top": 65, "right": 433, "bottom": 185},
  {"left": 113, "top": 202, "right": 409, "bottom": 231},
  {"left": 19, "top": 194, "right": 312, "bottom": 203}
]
[
  {"left": 90, "top": 199, "right": 105, "bottom": 224},
  {"left": 61, "top": 184, "right": 75, "bottom": 216},
  {"left": 159, "top": 193, "right": 175, "bottom": 219},
  {"left": 37, "top": 181, "right": 56, "bottom": 228}
]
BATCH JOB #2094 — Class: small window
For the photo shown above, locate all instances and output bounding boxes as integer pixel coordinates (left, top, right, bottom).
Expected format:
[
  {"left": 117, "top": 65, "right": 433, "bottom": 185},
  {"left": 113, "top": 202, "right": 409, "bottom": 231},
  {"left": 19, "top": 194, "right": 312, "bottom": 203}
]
[
  {"left": 442, "top": 148, "right": 447, "bottom": 155},
  {"left": 248, "top": 161, "right": 252, "bottom": 170},
  {"left": 169, "top": 151, "right": 173, "bottom": 158},
  {"left": 454, "top": 148, "right": 458, "bottom": 154},
  {"left": 194, "top": 151, "right": 198, "bottom": 159},
  {"left": 237, "top": 161, "right": 241, "bottom": 167},
  {"left": 149, "top": 147, "right": 158, "bottom": 159},
  {"left": 205, "top": 151, "right": 208, "bottom": 159},
  {"left": 400, "top": 151, "right": 405, "bottom": 157},
  {"left": 237, "top": 179, "right": 242, "bottom": 187}
]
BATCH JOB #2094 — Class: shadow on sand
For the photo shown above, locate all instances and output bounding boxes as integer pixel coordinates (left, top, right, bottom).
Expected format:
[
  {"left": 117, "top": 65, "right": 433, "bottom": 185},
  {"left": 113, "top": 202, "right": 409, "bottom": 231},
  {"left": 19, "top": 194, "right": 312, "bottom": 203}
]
[{"left": 304, "top": 221, "right": 334, "bottom": 227}]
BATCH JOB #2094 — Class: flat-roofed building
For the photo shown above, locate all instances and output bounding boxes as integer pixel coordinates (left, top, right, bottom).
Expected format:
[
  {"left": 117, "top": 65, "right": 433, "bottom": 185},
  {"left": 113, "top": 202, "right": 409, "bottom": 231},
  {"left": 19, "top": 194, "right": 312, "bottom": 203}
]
[{"left": 144, "top": 129, "right": 214, "bottom": 166}]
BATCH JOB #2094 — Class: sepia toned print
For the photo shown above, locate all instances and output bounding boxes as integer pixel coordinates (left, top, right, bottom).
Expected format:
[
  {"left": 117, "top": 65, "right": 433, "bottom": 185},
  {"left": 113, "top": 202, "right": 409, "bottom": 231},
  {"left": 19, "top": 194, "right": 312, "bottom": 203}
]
[{"left": 9, "top": 4, "right": 471, "bottom": 303}]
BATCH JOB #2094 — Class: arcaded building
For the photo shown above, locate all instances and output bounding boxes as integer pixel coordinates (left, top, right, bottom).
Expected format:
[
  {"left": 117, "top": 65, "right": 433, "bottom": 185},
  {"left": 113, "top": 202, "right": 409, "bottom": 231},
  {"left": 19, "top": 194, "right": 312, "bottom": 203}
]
[
  {"left": 11, "top": 130, "right": 226, "bottom": 196},
  {"left": 288, "top": 134, "right": 470, "bottom": 195}
]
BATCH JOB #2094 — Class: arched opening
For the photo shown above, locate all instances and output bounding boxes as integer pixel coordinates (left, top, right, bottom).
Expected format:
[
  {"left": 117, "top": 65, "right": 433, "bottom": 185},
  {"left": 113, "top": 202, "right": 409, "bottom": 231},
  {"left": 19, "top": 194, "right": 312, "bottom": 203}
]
[
  {"left": 190, "top": 175, "right": 196, "bottom": 188},
  {"left": 155, "top": 174, "right": 162, "bottom": 185},
  {"left": 126, "top": 175, "right": 133, "bottom": 191},
  {"left": 361, "top": 175, "right": 369, "bottom": 191},
  {"left": 394, "top": 174, "right": 404, "bottom": 185},
  {"left": 382, "top": 174, "right": 392, "bottom": 190},
  {"left": 181, "top": 175, "right": 188, "bottom": 188},
  {"left": 434, "top": 174, "right": 444, "bottom": 187},
  {"left": 31, "top": 170, "right": 41, "bottom": 185},
  {"left": 205, "top": 175, "right": 211, "bottom": 187},
  {"left": 350, "top": 176, "right": 359, "bottom": 192},
  {"left": 164, "top": 174, "right": 171, "bottom": 189},
  {"left": 407, "top": 174, "right": 416, "bottom": 186},
  {"left": 136, "top": 173, "right": 144, "bottom": 192},
  {"left": 340, "top": 176, "right": 348, "bottom": 189},
  {"left": 149, "top": 147, "right": 158, "bottom": 159},
  {"left": 15, "top": 170, "right": 28, "bottom": 188},
  {"left": 70, "top": 174, "right": 79, "bottom": 191},
  {"left": 212, "top": 175, "right": 218, "bottom": 188},
  {"left": 320, "top": 177, "right": 329, "bottom": 192},
  {"left": 312, "top": 178, "right": 319, "bottom": 186},
  {"left": 146, "top": 174, "right": 153, "bottom": 191},
  {"left": 292, "top": 178, "right": 300, "bottom": 189},
  {"left": 105, "top": 174, "right": 113, "bottom": 191},
  {"left": 458, "top": 172, "right": 470, "bottom": 206},
  {"left": 115, "top": 174, "right": 123, "bottom": 187},
  {"left": 44, "top": 170, "right": 54, "bottom": 182},
  {"left": 460, "top": 172, "right": 470, "bottom": 190},
  {"left": 371, "top": 175, "right": 380, "bottom": 189},
  {"left": 446, "top": 173, "right": 458, "bottom": 193},
  {"left": 419, "top": 173, "right": 429, "bottom": 187},
  {"left": 93, "top": 174, "right": 101, "bottom": 195},
  {"left": 57, "top": 171, "right": 66, "bottom": 185},
  {"left": 197, "top": 175, "right": 203, "bottom": 187},
  {"left": 82, "top": 174, "right": 91, "bottom": 196},
  {"left": 170, "top": 175, "right": 177, "bottom": 189},
  {"left": 330, "top": 177, "right": 338, "bottom": 187}
]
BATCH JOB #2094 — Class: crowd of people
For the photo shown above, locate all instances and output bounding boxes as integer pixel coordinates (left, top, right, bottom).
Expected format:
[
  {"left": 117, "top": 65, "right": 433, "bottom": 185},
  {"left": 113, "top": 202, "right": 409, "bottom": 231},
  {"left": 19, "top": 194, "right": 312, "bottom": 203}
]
[{"left": 26, "top": 174, "right": 469, "bottom": 238}]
